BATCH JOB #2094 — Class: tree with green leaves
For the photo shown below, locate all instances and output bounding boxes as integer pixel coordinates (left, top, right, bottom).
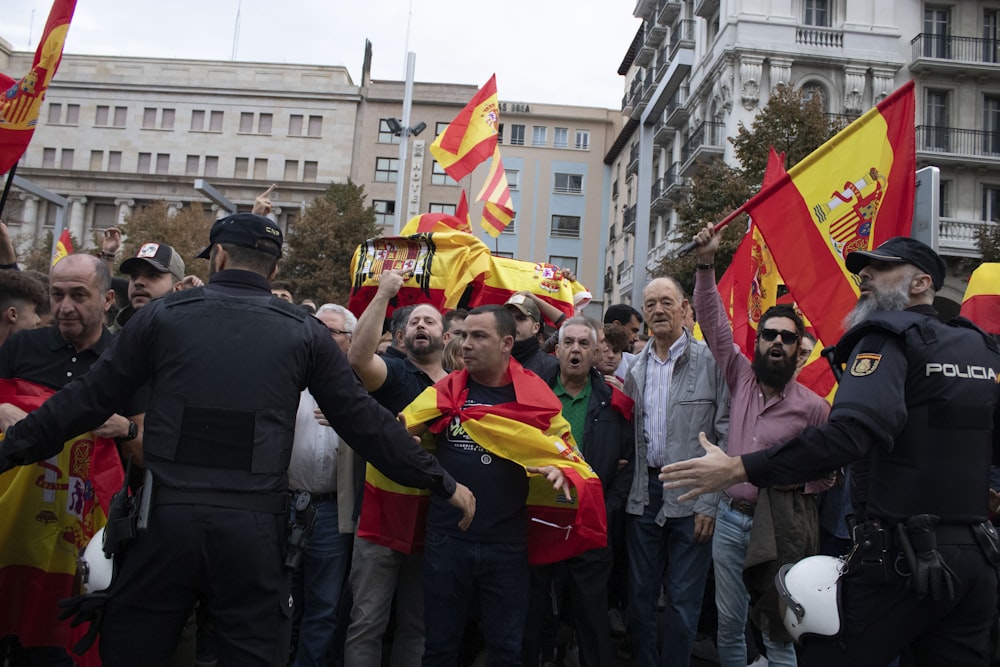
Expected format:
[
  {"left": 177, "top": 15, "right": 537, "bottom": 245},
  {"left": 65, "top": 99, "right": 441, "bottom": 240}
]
[
  {"left": 653, "top": 85, "right": 841, "bottom": 296},
  {"left": 281, "top": 180, "right": 380, "bottom": 305},
  {"left": 978, "top": 222, "right": 1000, "bottom": 263}
]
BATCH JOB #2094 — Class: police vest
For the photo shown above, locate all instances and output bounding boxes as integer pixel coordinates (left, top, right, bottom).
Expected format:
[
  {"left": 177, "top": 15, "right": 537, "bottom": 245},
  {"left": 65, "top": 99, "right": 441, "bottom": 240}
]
[
  {"left": 141, "top": 288, "right": 313, "bottom": 494},
  {"left": 832, "top": 311, "right": 999, "bottom": 524}
]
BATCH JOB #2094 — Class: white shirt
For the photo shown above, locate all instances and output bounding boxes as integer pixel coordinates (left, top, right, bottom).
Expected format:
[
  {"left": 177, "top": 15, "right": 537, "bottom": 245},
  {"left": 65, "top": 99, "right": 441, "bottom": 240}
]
[{"left": 287, "top": 389, "right": 338, "bottom": 494}]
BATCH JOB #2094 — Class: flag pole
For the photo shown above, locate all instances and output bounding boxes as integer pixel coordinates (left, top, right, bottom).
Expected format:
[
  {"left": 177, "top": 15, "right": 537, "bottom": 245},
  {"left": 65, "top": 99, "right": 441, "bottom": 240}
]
[
  {"left": 0, "top": 162, "right": 19, "bottom": 219},
  {"left": 674, "top": 199, "right": 751, "bottom": 258}
]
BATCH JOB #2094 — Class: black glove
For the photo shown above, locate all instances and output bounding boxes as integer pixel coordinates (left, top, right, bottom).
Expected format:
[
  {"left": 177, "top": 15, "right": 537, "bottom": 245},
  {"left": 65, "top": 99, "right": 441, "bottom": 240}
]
[
  {"left": 903, "top": 514, "right": 958, "bottom": 602},
  {"left": 56, "top": 591, "right": 110, "bottom": 655}
]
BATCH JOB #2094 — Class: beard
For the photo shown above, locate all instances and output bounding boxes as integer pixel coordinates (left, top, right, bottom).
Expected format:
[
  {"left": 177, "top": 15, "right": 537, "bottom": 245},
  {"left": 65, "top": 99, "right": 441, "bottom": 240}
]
[
  {"left": 751, "top": 346, "right": 798, "bottom": 390},
  {"left": 405, "top": 332, "right": 444, "bottom": 358},
  {"left": 842, "top": 274, "right": 911, "bottom": 330}
]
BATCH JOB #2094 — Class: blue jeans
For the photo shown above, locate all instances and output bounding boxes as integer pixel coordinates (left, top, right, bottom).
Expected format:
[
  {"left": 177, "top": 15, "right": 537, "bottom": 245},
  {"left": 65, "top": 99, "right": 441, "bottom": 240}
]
[
  {"left": 713, "top": 501, "right": 797, "bottom": 667},
  {"left": 291, "top": 499, "right": 354, "bottom": 667},
  {"left": 421, "top": 532, "right": 528, "bottom": 667},
  {"left": 626, "top": 475, "right": 712, "bottom": 667}
]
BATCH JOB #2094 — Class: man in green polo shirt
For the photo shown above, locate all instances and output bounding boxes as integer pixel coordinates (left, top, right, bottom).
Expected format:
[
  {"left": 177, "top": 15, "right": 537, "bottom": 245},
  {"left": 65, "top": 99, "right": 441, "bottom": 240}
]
[{"left": 522, "top": 316, "right": 635, "bottom": 667}]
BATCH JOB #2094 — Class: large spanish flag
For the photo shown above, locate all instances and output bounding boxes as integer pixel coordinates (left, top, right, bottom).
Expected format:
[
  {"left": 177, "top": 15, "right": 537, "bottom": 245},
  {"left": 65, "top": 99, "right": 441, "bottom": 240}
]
[
  {"left": 750, "top": 81, "right": 916, "bottom": 346},
  {"left": 960, "top": 262, "right": 1000, "bottom": 334},
  {"left": 0, "top": 379, "right": 122, "bottom": 654},
  {"left": 400, "top": 360, "right": 607, "bottom": 565},
  {"left": 429, "top": 74, "right": 500, "bottom": 182},
  {"left": 0, "top": 0, "right": 77, "bottom": 175},
  {"left": 477, "top": 146, "right": 515, "bottom": 237},
  {"left": 470, "top": 256, "right": 592, "bottom": 324}
]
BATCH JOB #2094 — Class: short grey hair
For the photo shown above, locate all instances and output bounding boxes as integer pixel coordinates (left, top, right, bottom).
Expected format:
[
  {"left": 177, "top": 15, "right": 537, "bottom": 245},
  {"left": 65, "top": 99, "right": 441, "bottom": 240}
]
[
  {"left": 557, "top": 315, "right": 598, "bottom": 346},
  {"left": 316, "top": 303, "right": 357, "bottom": 333}
]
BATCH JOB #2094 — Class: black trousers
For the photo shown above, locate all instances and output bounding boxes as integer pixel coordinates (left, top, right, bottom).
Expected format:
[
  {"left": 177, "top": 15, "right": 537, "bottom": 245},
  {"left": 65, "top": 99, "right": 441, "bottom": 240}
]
[
  {"left": 522, "top": 546, "right": 614, "bottom": 667},
  {"left": 99, "top": 504, "right": 291, "bottom": 667},
  {"left": 801, "top": 544, "right": 997, "bottom": 667}
]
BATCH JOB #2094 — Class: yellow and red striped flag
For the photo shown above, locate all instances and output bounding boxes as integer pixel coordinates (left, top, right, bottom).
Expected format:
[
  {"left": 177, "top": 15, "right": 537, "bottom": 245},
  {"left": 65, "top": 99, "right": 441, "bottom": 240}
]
[
  {"left": 429, "top": 74, "right": 500, "bottom": 181},
  {"left": 470, "top": 255, "right": 592, "bottom": 324},
  {"left": 0, "top": 0, "right": 77, "bottom": 175},
  {"left": 750, "top": 81, "right": 916, "bottom": 346},
  {"left": 50, "top": 228, "right": 73, "bottom": 267},
  {"left": 456, "top": 190, "right": 472, "bottom": 232},
  {"left": 400, "top": 360, "right": 607, "bottom": 565},
  {"left": 960, "top": 262, "right": 1000, "bottom": 334},
  {"left": 477, "top": 146, "right": 515, "bottom": 237}
]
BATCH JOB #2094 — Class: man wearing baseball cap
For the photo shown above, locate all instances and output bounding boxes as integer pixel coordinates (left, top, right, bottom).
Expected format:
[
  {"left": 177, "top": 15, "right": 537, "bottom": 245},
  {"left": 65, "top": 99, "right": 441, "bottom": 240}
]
[
  {"left": 113, "top": 242, "right": 186, "bottom": 331},
  {"left": 503, "top": 291, "right": 558, "bottom": 377},
  {"left": 659, "top": 236, "right": 1000, "bottom": 665}
]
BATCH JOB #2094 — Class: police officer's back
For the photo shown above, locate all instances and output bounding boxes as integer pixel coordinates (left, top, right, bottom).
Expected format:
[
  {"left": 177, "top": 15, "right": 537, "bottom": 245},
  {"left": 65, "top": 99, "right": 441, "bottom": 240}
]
[{"left": 0, "top": 213, "right": 474, "bottom": 667}]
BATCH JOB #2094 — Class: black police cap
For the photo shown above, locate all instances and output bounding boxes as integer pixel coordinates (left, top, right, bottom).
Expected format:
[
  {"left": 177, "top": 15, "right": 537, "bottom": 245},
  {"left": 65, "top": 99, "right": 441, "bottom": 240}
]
[
  {"left": 196, "top": 213, "right": 283, "bottom": 259},
  {"left": 844, "top": 237, "right": 946, "bottom": 290}
]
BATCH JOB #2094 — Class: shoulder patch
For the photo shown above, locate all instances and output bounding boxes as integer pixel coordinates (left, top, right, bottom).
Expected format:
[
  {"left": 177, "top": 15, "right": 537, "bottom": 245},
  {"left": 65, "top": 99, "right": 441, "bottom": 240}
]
[{"left": 850, "top": 353, "right": 882, "bottom": 377}]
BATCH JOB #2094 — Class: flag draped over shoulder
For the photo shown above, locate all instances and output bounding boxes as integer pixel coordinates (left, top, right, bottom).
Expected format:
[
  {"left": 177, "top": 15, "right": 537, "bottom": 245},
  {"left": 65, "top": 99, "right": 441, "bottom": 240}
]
[
  {"left": 0, "top": 379, "right": 122, "bottom": 652},
  {"left": 960, "top": 262, "right": 1000, "bottom": 334},
  {"left": 749, "top": 81, "right": 916, "bottom": 346},
  {"left": 429, "top": 74, "right": 499, "bottom": 181},
  {"left": 51, "top": 228, "right": 73, "bottom": 267},
  {"left": 477, "top": 146, "right": 514, "bottom": 237},
  {"left": 400, "top": 360, "right": 606, "bottom": 565},
  {"left": 471, "top": 256, "right": 592, "bottom": 324},
  {"left": 0, "top": 0, "right": 77, "bottom": 175}
]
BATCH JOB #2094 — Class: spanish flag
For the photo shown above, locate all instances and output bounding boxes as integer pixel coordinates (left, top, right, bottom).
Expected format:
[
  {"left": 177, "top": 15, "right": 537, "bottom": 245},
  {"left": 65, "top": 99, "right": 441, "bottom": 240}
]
[
  {"left": 470, "top": 256, "right": 592, "bottom": 324},
  {"left": 960, "top": 262, "right": 1000, "bottom": 334},
  {"left": 0, "top": 0, "right": 77, "bottom": 175},
  {"left": 400, "top": 360, "right": 607, "bottom": 564},
  {"left": 477, "top": 146, "right": 515, "bottom": 237},
  {"left": 429, "top": 74, "right": 500, "bottom": 182},
  {"left": 51, "top": 228, "right": 73, "bottom": 267},
  {"left": 750, "top": 81, "right": 916, "bottom": 346},
  {"left": 0, "top": 379, "right": 122, "bottom": 654}
]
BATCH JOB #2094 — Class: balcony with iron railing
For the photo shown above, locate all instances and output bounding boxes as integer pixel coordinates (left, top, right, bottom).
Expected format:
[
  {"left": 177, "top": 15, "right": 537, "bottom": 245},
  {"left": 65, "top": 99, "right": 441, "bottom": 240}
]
[
  {"left": 915, "top": 125, "right": 1000, "bottom": 164},
  {"left": 626, "top": 143, "right": 640, "bottom": 175},
  {"left": 651, "top": 177, "right": 671, "bottom": 213},
  {"left": 796, "top": 25, "right": 843, "bottom": 48},
  {"left": 669, "top": 19, "right": 696, "bottom": 59},
  {"left": 653, "top": 119, "right": 672, "bottom": 146},
  {"left": 623, "top": 205, "right": 637, "bottom": 235},
  {"left": 665, "top": 84, "right": 689, "bottom": 128},
  {"left": 680, "top": 121, "right": 725, "bottom": 175},
  {"left": 646, "top": 18, "right": 667, "bottom": 48},
  {"left": 693, "top": 0, "right": 719, "bottom": 19},
  {"left": 663, "top": 161, "right": 686, "bottom": 198},
  {"left": 619, "top": 265, "right": 634, "bottom": 292},
  {"left": 657, "top": 0, "right": 682, "bottom": 25},
  {"left": 910, "top": 34, "right": 1000, "bottom": 78}
]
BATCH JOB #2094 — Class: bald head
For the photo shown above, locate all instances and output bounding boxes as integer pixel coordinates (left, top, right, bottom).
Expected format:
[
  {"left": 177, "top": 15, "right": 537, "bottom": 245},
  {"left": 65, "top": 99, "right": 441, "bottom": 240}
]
[{"left": 50, "top": 253, "right": 115, "bottom": 351}]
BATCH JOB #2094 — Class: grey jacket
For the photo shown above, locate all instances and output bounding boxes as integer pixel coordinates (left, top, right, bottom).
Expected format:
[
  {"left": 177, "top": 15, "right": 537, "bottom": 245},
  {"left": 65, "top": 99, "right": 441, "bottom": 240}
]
[{"left": 624, "top": 329, "right": 730, "bottom": 523}]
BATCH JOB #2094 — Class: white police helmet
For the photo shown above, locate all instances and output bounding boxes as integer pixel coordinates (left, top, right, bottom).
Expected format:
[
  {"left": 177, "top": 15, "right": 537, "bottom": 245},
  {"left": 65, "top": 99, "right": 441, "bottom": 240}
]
[
  {"left": 775, "top": 555, "right": 846, "bottom": 642},
  {"left": 79, "top": 526, "right": 113, "bottom": 593}
]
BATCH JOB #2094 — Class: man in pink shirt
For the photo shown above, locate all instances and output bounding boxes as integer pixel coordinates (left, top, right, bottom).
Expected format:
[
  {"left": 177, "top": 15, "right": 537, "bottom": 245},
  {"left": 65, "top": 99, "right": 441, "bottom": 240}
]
[{"left": 692, "top": 223, "right": 831, "bottom": 667}]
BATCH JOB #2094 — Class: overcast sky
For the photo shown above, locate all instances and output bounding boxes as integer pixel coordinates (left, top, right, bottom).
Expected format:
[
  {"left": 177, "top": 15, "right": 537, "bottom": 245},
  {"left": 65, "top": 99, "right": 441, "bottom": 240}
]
[{"left": 1, "top": 0, "right": 641, "bottom": 109}]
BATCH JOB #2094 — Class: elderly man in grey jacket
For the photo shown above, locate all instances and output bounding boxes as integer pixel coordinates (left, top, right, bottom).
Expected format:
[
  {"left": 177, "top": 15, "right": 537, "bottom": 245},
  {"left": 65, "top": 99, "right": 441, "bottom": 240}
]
[{"left": 624, "top": 276, "right": 729, "bottom": 667}]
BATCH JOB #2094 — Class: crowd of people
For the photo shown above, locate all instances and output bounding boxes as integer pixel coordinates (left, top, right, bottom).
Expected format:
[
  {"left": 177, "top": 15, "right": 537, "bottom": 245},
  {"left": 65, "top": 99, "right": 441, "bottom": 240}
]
[{"left": 0, "top": 204, "right": 996, "bottom": 667}]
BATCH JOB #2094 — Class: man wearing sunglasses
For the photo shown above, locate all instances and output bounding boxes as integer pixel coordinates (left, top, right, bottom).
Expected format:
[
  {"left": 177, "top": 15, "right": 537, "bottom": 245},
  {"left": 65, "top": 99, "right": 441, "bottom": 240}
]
[
  {"left": 691, "top": 223, "right": 831, "bottom": 667},
  {"left": 663, "top": 235, "right": 1000, "bottom": 665}
]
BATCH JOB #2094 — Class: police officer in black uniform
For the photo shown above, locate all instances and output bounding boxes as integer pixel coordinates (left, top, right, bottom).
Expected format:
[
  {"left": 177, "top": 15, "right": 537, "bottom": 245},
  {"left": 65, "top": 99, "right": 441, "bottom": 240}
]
[
  {"left": 659, "top": 237, "right": 1000, "bottom": 666},
  {"left": 0, "top": 213, "right": 475, "bottom": 667}
]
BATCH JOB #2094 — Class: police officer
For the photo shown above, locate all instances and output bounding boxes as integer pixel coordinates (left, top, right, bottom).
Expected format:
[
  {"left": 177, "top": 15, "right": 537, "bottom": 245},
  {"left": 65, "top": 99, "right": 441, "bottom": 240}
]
[
  {"left": 659, "top": 237, "right": 1000, "bottom": 666},
  {"left": 0, "top": 213, "right": 475, "bottom": 667}
]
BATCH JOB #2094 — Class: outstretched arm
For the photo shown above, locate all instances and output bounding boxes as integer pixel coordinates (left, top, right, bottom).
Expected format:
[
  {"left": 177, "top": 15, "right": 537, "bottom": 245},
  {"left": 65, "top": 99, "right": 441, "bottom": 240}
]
[{"left": 347, "top": 269, "right": 407, "bottom": 391}]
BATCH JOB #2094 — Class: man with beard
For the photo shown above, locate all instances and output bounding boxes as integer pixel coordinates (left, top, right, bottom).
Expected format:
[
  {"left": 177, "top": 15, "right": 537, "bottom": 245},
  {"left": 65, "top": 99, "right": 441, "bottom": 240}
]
[
  {"left": 112, "top": 242, "right": 186, "bottom": 332},
  {"left": 345, "top": 269, "right": 448, "bottom": 667},
  {"left": 692, "top": 223, "right": 830, "bottom": 667},
  {"left": 662, "top": 236, "right": 1000, "bottom": 666}
]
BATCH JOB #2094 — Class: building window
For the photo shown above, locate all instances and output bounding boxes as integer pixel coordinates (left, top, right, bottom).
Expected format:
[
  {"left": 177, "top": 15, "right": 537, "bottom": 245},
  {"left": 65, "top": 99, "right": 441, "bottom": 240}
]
[
  {"left": 284, "top": 160, "right": 299, "bottom": 180},
  {"left": 551, "top": 215, "right": 581, "bottom": 238},
  {"left": 939, "top": 180, "right": 951, "bottom": 218},
  {"left": 108, "top": 151, "right": 122, "bottom": 172},
  {"left": 801, "top": 82, "right": 828, "bottom": 112},
  {"left": 923, "top": 89, "right": 950, "bottom": 151},
  {"left": 303, "top": 161, "right": 318, "bottom": 182},
  {"left": 431, "top": 161, "right": 457, "bottom": 185},
  {"left": 113, "top": 106, "right": 128, "bottom": 127},
  {"left": 498, "top": 123, "right": 505, "bottom": 144},
  {"left": 509, "top": 124, "right": 525, "bottom": 146},
  {"left": 804, "top": 0, "right": 830, "bottom": 27},
  {"left": 506, "top": 169, "right": 520, "bottom": 189},
  {"left": 209, "top": 110, "right": 224, "bottom": 132},
  {"left": 501, "top": 216, "right": 517, "bottom": 233},
  {"left": 375, "top": 157, "right": 399, "bottom": 182},
  {"left": 191, "top": 109, "right": 205, "bottom": 131},
  {"left": 94, "top": 203, "right": 116, "bottom": 229},
  {"left": 554, "top": 173, "right": 583, "bottom": 194},
  {"left": 435, "top": 121, "right": 449, "bottom": 136},
  {"left": 554, "top": 127, "right": 569, "bottom": 148},
  {"left": 234, "top": 157, "right": 249, "bottom": 179},
  {"left": 47, "top": 103, "right": 61, "bottom": 124},
  {"left": 161, "top": 108, "right": 175, "bottom": 130},
  {"left": 137, "top": 152, "right": 151, "bottom": 174},
  {"left": 185, "top": 155, "right": 199, "bottom": 176},
  {"left": 143, "top": 108, "right": 157, "bottom": 129},
  {"left": 575, "top": 130, "right": 590, "bottom": 150},
  {"left": 95, "top": 105, "right": 109, "bottom": 126},
  {"left": 373, "top": 199, "right": 396, "bottom": 226},
  {"left": 155, "top": 153, "right": 169, "bottom": 175},
  {"left": 983, "top": 185, "right": 1000, "bottom": 222},
  {"left": 59, "top": 149, "right": 74, "bottom": 170},
  {"left": 258, "top": 113, "right": 272, "bottom": 135},
  {"left": 532, "top": 125, "right": 547, "bottom": 147},
  {"left": 985, "top": 95, "right": 1000, "bottom": 154},
  {"left": 289, "top": 114, "right": 303, "bottom": 136},
  {"left": 923, "top": 7, "right": 950, "bottom": 58},
  {"left": 205, "top": 155, "right": 218, "bottom": 177},
  {"left": 65, "top": 104, "right": 79, "bottom": 125},
  {"left": 549, "top": 255, "right": 578, "bottom": 274},
  {"left": 89, "top": 150, "right": 103, "bottom": 171},
  {"left": 378, "top": 119, "right": 402, "bottom": 144},
  {"left": 308, "top": 116, "right": 323, "bottom": 137},
  {"left": 239, "top": 112, "right": 254, "bottom": 133},
  {"left": 986, "top": 10, "right": 1000, "bottom": 63},
  {"left": 253, "top": 158, "right": 268, "bottom": 180},
  {"left": 494, "top": 251, "right": 515, "bottom": 258},
  {"left": 428, "top": 203, "right": 457, "bottom": 214}
]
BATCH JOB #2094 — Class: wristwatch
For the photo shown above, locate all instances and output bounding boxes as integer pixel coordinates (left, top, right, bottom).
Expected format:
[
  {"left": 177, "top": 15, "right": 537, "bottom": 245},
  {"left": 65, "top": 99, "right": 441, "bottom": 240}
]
[{"left": 121, "top": 420, "right": 138, "bottom": 441}]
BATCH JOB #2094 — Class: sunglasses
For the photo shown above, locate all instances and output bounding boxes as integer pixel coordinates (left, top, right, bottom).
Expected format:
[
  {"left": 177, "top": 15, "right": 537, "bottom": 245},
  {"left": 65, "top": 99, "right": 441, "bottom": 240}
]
[{"left": 759, "top": 328, "right": 799, "bottom": 345}]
